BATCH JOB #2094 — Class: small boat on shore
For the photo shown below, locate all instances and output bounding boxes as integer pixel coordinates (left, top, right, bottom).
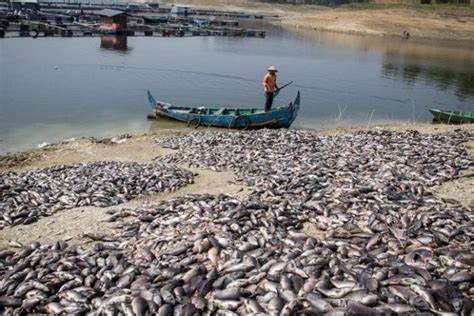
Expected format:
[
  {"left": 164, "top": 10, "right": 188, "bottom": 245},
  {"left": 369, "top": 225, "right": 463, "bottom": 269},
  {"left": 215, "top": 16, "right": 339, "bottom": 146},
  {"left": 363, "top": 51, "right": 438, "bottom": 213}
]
[
  {"left": 429, "top": 109, "right": 474, "bottom": 124},
  {"left": 146, "top": 90, "right": 301, "bottom": 129}
]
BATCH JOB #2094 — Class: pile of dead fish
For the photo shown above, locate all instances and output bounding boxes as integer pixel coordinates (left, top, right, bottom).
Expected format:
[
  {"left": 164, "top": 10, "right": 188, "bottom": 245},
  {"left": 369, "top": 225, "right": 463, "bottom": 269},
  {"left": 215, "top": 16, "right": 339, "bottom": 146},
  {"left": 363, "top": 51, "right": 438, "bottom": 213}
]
[
  {"left": 0, "top": 194, "right": 472, "bottom": 315},
  {"left": 157, "top": 129, "right": 472, "bottom": 188},
  {"left": 0, "top": 161, "right": 194, "bottom": 228},
  {"left": 158, "top": 129, "right": 473, "bottom": 205},
  {"left": 0, "top": 129, "right": 473, "bottom": 315},
  {"left": 113, "top": 195, "right": 474, "bottom": 315}
]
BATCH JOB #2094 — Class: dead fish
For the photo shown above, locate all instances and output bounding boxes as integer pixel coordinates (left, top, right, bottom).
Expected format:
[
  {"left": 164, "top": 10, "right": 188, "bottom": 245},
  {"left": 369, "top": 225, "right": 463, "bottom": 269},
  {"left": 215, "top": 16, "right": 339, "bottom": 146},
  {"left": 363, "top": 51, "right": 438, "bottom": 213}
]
[
  {"left": 214, "top": 288, "right": 251, "bottom": 300},
  {"left": 131, "top": 296, "right": 148, "bottom": 315},
  {"left": 244, "top": 299, "right": 265, "bottom": 314},
  {"left": 213, "top": 299, "right": 241, "bottom": 310},
  {"left": 447, "top": 270, "right": 473, "bottom": 283},
  {"left": 348, "top": 300, "right": 382, "bottom": 316},
  {"left": 1, "top": 129, "right": 473, "bottom": 316},
  {"left": 0, "top": 161, "right": 194, "bottom": 228},
  {"left": 305, "top": 293, "right": 333, "bottom": 313},
  {"left": 208, "top": 248, "right": 220, "bottom": 266},
  {"left": 0, "top": 296, "right": 22, "bottom": 307},
  {"left": 316, "top": 283, "right": 354, "bottom": 299}
]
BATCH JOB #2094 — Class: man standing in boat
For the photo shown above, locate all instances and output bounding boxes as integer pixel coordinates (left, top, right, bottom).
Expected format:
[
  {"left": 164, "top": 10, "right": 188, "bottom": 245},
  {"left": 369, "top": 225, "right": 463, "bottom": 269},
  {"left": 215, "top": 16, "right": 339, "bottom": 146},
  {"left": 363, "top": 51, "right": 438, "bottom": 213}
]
[{"left": 263, "top": 66, "right": 279, "bottom": 112}]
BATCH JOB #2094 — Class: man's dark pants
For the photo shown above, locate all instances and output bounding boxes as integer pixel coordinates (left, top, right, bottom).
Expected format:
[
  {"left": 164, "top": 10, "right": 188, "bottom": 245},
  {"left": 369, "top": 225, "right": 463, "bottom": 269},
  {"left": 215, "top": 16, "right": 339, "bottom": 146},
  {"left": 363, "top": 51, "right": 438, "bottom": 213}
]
[{"left": 265, "top": 92, "right": 273, "bottom": 112}]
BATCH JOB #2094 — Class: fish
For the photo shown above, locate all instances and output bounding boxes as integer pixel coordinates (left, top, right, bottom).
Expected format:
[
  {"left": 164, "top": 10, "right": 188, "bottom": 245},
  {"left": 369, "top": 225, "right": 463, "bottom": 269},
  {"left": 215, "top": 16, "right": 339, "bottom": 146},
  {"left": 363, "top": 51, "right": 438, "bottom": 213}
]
[
  {"left": 1, "top": 129, "right": 473, "bottom": 315},
  {"left": 0, "top": 161, "right": 194, "bottom": 228}
]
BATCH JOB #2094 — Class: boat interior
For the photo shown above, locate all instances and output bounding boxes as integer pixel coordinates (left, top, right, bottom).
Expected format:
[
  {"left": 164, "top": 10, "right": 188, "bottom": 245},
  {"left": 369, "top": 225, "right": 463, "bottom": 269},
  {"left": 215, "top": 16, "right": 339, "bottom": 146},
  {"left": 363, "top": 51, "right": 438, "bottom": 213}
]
[
  {"left": 430, "top": 109, "right": 474, "bottom": 118},
  {"left": 444, "top": 111, "right": 474, "bottom": 118},
  {"left": 166, "top": 106, "right": 268, "bottom": 116}
]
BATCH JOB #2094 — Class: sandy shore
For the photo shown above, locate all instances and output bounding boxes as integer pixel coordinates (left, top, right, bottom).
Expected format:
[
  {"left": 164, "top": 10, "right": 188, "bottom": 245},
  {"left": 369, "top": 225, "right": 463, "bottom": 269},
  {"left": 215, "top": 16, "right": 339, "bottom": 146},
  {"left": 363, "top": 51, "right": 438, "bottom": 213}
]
[
  {"left": 160, "top": 0, "right": 474, "bottom": 41},
  {"left": 277, "top": 6, "right": 474, "bottom": 41},
  {"left": 1, "top": 123, "right": 472, "bottom": 249}
]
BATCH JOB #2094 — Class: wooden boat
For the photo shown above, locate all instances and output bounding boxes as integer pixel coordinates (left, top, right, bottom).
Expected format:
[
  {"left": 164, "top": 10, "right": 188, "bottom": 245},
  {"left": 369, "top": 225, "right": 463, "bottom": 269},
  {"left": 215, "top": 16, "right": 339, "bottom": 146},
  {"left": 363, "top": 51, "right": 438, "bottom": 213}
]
[
  {"left": 146, "top": 90, "right": 301, "bottom": 129},
  {"left": 143, "top": 16, "right": 168, "bottom": 24},
  {"left": 429, "top": 109, "right": 474, "bottom": 124}
]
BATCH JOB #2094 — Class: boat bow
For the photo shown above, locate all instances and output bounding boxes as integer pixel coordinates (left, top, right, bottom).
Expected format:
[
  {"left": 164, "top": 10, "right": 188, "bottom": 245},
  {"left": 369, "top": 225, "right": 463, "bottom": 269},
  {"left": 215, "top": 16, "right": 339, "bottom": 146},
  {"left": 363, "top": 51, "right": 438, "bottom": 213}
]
[
  {"left": 148, "top": 90, "right": 172, "bottom": 110},
  {"left": 147, "top": 90, "right": 156, "bottom": 109}
]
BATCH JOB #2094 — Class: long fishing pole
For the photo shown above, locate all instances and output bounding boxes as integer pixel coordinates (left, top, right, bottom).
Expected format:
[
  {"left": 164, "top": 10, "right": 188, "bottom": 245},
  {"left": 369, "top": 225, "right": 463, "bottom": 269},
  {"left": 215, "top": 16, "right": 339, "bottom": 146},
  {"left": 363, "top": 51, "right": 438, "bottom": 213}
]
[{"left": 273, "top": 81, "right": 294, "bottom": 97}]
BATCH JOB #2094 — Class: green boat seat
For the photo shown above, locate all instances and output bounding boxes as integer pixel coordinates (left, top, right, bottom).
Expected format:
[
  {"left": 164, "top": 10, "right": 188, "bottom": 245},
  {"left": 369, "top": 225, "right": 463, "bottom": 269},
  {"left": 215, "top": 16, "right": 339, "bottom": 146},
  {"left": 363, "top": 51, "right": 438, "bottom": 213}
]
[
  {"left": 188, "top": 107, "right": 207, "bottom": 114},
  {"left": 215, "top": 108, "right": 226, "bottom": 115}
]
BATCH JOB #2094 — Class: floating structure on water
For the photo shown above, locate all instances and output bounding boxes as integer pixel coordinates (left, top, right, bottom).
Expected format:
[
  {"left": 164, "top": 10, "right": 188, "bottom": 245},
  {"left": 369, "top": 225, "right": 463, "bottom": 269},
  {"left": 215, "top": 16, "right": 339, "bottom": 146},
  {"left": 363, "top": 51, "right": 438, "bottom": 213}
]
[{"left": 0, "top": 2, "right": 268, "bottom": 38}]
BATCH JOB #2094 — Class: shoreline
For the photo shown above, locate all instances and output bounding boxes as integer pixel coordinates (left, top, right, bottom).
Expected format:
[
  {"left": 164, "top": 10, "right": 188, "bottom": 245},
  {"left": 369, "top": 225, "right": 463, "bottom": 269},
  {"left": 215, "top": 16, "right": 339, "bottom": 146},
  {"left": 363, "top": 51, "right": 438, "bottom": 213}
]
[
  {"left": 1, "top": 122, "right": 473, "bottom": 167},
  {"left": 1, "top": 122, "right": 473, "bottom": 171},
  {"left": 274, "top": 6, "right": 474, "bottom": 42},
  {"left": 1, "top": 123, "right": 472, "bottom": 248},
  {"left": 160, "top": 0, "right": 474, "bottom": 42}
]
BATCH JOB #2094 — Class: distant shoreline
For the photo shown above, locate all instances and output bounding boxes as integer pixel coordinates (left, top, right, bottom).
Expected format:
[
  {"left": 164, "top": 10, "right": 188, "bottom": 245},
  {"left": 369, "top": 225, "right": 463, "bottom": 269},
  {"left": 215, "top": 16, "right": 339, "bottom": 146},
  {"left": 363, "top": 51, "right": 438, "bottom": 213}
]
[{"left": 160, "top": 1, "right": 474, "bottom": 42}]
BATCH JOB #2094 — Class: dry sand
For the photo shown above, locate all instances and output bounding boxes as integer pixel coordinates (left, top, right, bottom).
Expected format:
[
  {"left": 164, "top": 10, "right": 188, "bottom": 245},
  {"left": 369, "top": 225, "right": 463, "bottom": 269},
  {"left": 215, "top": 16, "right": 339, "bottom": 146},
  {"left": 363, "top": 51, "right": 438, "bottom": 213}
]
[
  {"left": 1, "top": 123, "right": 472, "bottom": 248},
  {"left": 434, "top": 139, "right": 474, "bottom": 210},
  {"left": 159, "top": 0, "right": 474, "bottom": 41},
  {"left": 0, "top": 132, "right": 249, "bottom": 249},
  {"left": 279, "top": 7, "right": 474, "bottom": 41},
  {"left": 0, "top": 168, "right": 248, "bottom": 249}
]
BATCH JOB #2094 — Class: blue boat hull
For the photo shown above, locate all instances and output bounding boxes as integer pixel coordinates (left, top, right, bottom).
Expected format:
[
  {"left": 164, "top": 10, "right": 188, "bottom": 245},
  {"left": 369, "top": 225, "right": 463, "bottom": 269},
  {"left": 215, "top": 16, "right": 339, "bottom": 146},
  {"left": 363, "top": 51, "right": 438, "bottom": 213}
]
[{"left": 147, "top": 91, "right": 301, "bottom": 129}]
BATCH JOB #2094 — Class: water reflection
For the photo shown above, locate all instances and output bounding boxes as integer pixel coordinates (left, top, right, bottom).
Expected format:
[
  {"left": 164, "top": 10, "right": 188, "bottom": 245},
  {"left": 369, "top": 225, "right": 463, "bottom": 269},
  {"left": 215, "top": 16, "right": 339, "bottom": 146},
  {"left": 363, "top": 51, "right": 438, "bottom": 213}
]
[
  {"left": 291, "top": 28, "right": 474, "bottom": 62},
  {"left": 147, "top": 119, "right": 229, "bottom": 133},
  {"left": 382, "top": 62, "right": 474, "bottom": 101},
  {"left": 378, "top": 38, "right": 474, "bottom": 101},
  {"left": 147, "top": 118, "right": 189, "bottom": 131},
  {"left": 2, "top": 28, "right": 474, "bottom": 154},
  {"left": 287, "top": 28, "right": 474, "bottom": 101},
  {"left": 100, "top": 36, "right": 128, "bottom": 52}
]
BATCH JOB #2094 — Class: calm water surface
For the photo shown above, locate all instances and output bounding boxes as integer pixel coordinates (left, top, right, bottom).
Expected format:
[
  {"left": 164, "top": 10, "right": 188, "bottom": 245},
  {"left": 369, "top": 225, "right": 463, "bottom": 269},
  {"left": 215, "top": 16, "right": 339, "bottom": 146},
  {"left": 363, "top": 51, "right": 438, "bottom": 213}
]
[{"left": 1, "top": 24, "right": 474, "bottom": 153}]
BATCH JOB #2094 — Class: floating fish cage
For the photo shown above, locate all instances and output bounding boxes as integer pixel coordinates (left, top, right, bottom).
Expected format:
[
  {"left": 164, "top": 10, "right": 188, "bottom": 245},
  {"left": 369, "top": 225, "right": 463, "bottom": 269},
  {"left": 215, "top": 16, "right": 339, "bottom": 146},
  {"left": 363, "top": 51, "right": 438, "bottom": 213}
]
[
  {"left": 0, "top": 9, "right": 266, "bottom": 39},
  {"left": 1, "top": 27, "right": 266, "bottom": 38}
]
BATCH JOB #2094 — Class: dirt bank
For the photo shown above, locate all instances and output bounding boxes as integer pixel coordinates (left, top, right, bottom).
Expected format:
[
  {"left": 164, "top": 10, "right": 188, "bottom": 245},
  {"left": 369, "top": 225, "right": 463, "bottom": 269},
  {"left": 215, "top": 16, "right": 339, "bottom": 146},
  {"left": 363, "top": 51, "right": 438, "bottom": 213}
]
[
  {"left": 279, "top": 7, "right": 474, "bottom": 41},
  {"left": 160, "top": 0, "right": 474, "bottom": 41},
  {"left": 1, "top": 123, "right": 472, "bottom": 248},
  {"left": 0, "top": 167, "right": 249, "bottom": 249},
  {"left": 0, "top": 132, "right": 249, "bottom": 248}
]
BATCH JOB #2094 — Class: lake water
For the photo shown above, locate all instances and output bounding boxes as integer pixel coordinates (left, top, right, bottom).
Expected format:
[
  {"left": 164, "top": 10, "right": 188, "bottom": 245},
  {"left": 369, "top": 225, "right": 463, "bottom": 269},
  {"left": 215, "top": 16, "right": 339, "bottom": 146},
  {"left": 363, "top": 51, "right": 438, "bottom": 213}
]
[{"left": 1, "top": 23, "right": 474, "bottom": 154}]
